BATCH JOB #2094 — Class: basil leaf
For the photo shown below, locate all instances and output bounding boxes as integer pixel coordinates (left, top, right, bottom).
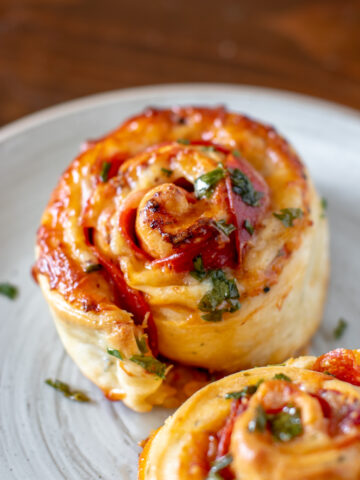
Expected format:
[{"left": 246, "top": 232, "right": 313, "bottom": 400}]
[
  {"left": 161, "top": 167, "right": 173, "bottom": 177},
  {"left": 333, "top": 318, "right": 347, "bottom": 339},
  {"left": 135, "top": 335, "right": 148, "bottom": 354},
  {"left": 229, "top": 168, "right": 263, "bottom": 206},
  {"left": 201, "top": 310, "right": 224, "bottom": 322},
  {"left": 45, "top": 379, "right": 90, "bottom": 402},
  {"left": 130, "top": 355, "right": 167, "bottom": 379},
  {"left": 0, "top": 283, "right": 18, "bottom": 300},
  {"left": 84, "top": 263, "right": 102, "bottom": 273},
  {"left": 273, "top": 208, "right": 303, "bottom": 227},
  {"left": 107, "top": 347, "right": 124, "bottom": 360},
  {"left": 248, "top": 405, "right": 267, "bottom": 433},
  {"left": 206, "top": 454, "right": 233, "bottom": 480},
  {"left": 225, "top": 384, "right": 258, "bottom": 399},
  {"left": 100, "top": 161, "right": 111, "bottom": 182},
  {"left": 273, "top": 373, "right": 292, "bottom": 382},
  {"left": 270, "top": 405, "right": 303, "bottom": 442},
  {"left": 194, "top": 167, "right": 225, "bottom": 199},
  {"left": 214, "top": 220, "right": 236, "bottom": 236},
  {"left": 190, "top": 255, "right": 208, "bottom": 281},
  {"left": 244, "top": 219, "right": 254, "bottom": 235},
  {"left": 176, "top": 138, "right": 190, "bottom": 145}
]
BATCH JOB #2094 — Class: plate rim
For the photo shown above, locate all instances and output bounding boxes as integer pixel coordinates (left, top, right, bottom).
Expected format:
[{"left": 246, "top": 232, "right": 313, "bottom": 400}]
[{"left": 1, "top": 82, "right": 360, "bottom": 144}]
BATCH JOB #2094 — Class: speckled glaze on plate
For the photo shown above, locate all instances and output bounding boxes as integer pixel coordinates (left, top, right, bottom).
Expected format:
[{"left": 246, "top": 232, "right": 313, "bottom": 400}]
[{"left": 0, "top": 84, "right": 359, "bottom": 480}]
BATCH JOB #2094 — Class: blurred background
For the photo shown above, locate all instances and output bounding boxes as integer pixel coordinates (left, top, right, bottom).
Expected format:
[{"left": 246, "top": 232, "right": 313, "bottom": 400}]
[{"left": 0, "top": 0, "right": 359, "bottom": 127}]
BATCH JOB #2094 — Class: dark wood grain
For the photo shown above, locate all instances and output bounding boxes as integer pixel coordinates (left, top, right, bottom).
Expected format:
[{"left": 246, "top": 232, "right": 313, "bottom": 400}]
[{"left": 0, "top": 0, "right": 359, "bottom": 126}]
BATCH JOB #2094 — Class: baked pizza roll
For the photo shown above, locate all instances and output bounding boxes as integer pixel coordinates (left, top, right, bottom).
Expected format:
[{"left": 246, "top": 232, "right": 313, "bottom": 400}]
[
  {"left": 139, "top": 349, "right": 360, "bottom": 480},
  {"left": 33, "top": 106, "right": 329, "bottom": 411}
]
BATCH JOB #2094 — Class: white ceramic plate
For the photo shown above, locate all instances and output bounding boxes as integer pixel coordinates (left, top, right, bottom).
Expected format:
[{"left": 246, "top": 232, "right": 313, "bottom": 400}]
[{"left": 1, "top": 84, "right": 360, "bottom": 479}]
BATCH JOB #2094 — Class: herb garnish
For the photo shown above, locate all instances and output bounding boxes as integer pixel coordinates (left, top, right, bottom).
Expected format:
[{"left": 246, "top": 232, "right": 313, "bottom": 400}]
[
  {"left": 135, "top": 335, "right": 148, "bottom": 354},
  {"left": 190, "top": 255, "right": 208, "bottom": 281},
  {"left": 244, "top": 219, "right": 254, "bottom": 235},
  {"left": 273, "top": 373, "right": 292, "bottom": 382},
  {"left": 84, "top": 263, "right": 102, "bottom": 273},
  {"left": 206, "top": 454, "right": 233, "bottom": 480},
  {"left": 176, "top": 138, "right": 190, "bottom": 145},
  {"left": 273, "top": 208, "right": 303, "bottom": 227},
  {"left": 232, "top": 150, "right": 240, "bottom": 158},
  {"left": 100, "top": 161, "right": 111, "bottom": 182},
  {"left": 214, "top": 219, "right": 236, "bottom": 236},
  {"left": 201, "top": 146, "right": 217, "bottom": 153},
  {"left": 161, "top": 167, "right": 173, "bottom": 177},
  {"left": 321, "top": 197, "right": 327, "bottom": 218},
  {"left": 0, "top": 283, "right": 18, "bottom": 300},
  {"left": 229, "top": 168, "right": 263, "bottom": 207},
  {"left": 45, "top": 379, "right": 90, "bottom": 402},
  {"left": 333, "top": 318, "right": 347, "bottom": 339},
  {"left": 107, "top": 347, "right": 124, "bottom": 360},
  {"left": 225, "top": 383, "right": 259, "bottom": 400},
  {"left": 194, "top": 167, "right": 225, "bottom": 199},
  {"left": 129, "top": 355, "right": 167, "bottom": 379},
  {"left": 199, "top": 269, "right": 240, "bottom": 322},
  {"left": 248, "top": 404, "right": 303, "bottom": 442}
]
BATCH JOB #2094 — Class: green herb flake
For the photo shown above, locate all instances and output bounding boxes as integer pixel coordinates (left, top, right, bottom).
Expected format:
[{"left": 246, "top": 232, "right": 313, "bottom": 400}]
[
  {"left": 225, "top": 384, "right": 258, "bottom": 399},
  {"left": 248, "top": 405, "right": 267, "bottom": 433},
  {"left": 229, "top": 168, "right": 263, "bottom": 207},
  {"left": 198, "top": 269, "right": 240, "bottom": 322},
  {"left": 107, "top": 347, "right": 124, "bottom": 360},
  {"left": 201, "top": 146, "right": 217, "bottom": 153},
  {"left": 84, "top": 263, "right": 102, "bottom": 273},
  {"left": 100, "top": 161, "right": 112, "bottom": 182},
  {"left": 321, "top": 197, "right": 328, "bottom": 218},
  {"left": 270, "top": 405, "right": 303, "bottom": 442},
  {"left": 244, "top": 219, "right": 254, "bottom": 235},
  {"left": 0, "top": 283, "right": 18, "bottom": 300},
  {"left": 176, "top": 138, "right": 190, "bottom": 145},
  {"left": 206, "top": 454, "right": 233, "bottom": 480},
  {"left": 194, "top": 167, "right": 226, "bottom": 199},
  {"left": 214, "top": 219, "right": 236, "bottom": 236},
  {"left": 190, "top": 255, "right": 208, "bottom": 282},
  {"left": 130, "top": 355, "right": 167, "bottom": 379},
  {"left": 333, "top": 318, "right": 347, "bottom": 339},
  {"left": 273, "top": 373, "right": 292, "bottom": 382},
  {"left": 232, "top": 150, "right": 241, "bottom": 158},
  {"left": 135, "top": 335, "right": 148, "bottom": 354},
  {"left": 161, "top": 167, "right": 173, "bottom": 177},
  {"left": 273, "top": 208, "right": 303, "bottom": 227},
  {"left": 45, "top": 379, "right": 90, "bottom": 402}
]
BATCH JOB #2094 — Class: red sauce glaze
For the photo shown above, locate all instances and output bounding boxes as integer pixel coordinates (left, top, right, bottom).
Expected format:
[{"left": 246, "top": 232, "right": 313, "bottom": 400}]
[{"left": 313, "top": 349, "right": 360, "bottom": 386}]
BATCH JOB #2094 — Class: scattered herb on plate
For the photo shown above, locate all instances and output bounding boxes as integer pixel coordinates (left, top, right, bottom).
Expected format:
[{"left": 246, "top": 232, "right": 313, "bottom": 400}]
[
  {"left": 273, "top": 208, "right": 303, "bottom": 227},
  {"left": 333, "top": 318, "right": 347, "bottom": 339},
  {"left": 0, "top": 282, "right": 18, "bottom": 300},
  {"left": 45, "top": 379, "right": 90, "bottom": 402}
]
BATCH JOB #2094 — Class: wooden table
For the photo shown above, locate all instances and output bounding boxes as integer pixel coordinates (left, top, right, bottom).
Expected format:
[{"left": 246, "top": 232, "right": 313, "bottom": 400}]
[{"left": 1, "top": 0, "right": 359, "bottom": 127}]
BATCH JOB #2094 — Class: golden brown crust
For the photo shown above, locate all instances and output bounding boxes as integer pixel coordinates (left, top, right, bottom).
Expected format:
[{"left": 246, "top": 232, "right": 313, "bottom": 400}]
[
  {"left": 140, "top": 350, "right": 360, "bottom": 480},
  {"left": 34, "top": 106, "right": 329, "bottom": 411}
]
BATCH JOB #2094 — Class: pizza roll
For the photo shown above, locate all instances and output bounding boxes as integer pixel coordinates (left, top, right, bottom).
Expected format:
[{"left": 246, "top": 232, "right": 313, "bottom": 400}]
[
  {"left": 140, "top": 349, "right": 360, "bottom": 480},
  {"left": 33, "top": 106, "right": 329, "bottom": 411}
]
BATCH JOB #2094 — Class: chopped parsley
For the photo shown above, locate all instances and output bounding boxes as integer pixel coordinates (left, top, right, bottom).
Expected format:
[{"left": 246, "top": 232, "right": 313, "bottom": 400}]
[
  {"left": 214, "top": 219, "right": 236, "bottom": 236},
  {"left": 229, "top": 168, "right": 263, "bottom": 207},
  {"left": 333, "top": 318, "right": 347, "bottom": 339},
  {"left": 321, "top": 197, "right": 327, "bottom": 218},
  {"left": 45, "top": 379, "right": 90, "bottom": 402},
  {"left": 225, "top": 384, "right": 258, "bottom": 400},
  {"left": 244, "top": 219, "right": 254, "bottom": 235},
  {"left": 100, "top": 161, "right": 111, "bottom": 182},
  {"left": 273, "top": 208, "right": 303, "bottom": 227},
  {"left": 0, "top": 283, "right": 18, "bottom": 300},
  {"left": 232, "top": 150, "right": 241, "bottom": 158},
  {"left": 201, "top": 145, "right": 217, "bottom": 153},
  {"left": 248, "top": 404, "right": 303, "bottom": 442},
  {"left": 190, "top": 255, "right": 208, "bottom": 282},
  {"left": 129, "top": 355, "right": 167, "bottom": 379},
  {"left": 107, "top": 347, "right": 124, "bottom": 360},
  {"left": 176, "top": 138, "right": 190, "bottom": 145},
  {"left": 199, "top": 269, "right": 240, "bottom": 322},
  {"left": 206, "top": 454, "right": 233, "bottom": 480},
  {"left": 84, "top": 263, "right": 102, "bottom": 273},
  {"left": 161, "top": 167, "right": 173, "bottom": 177},
  {"left": 194, "top": 166, "right": 225, "bottom": 199},
  {"left": 135, "top": 335, "right": 148, "bottom": 354},
  {"left": 273, "top": 373, "right": 292, "bottom": 382}
]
